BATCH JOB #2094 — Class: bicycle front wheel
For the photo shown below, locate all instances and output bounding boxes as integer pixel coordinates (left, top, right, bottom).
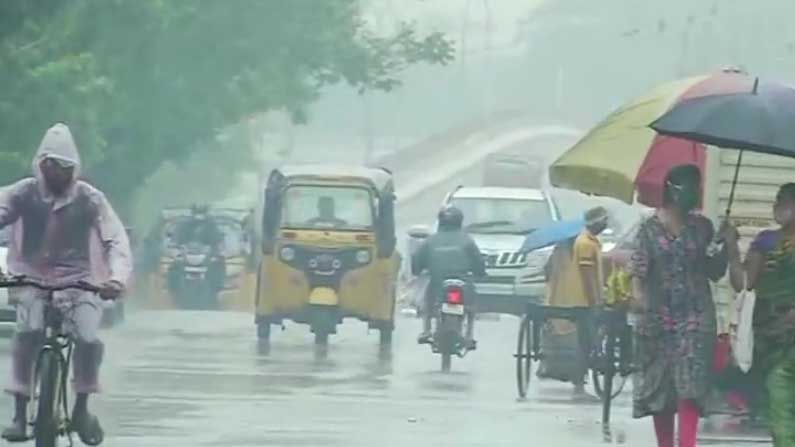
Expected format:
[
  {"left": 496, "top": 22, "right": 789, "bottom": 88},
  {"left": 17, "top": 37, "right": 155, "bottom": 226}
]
[{"left": 34, "top": 350, "right": 62, "bottom": 447}]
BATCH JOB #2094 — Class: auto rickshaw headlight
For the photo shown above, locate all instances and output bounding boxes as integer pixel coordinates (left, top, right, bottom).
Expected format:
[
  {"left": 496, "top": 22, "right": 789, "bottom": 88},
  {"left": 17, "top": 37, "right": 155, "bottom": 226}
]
[
  {"left": 280, "top": 246, "right": 296, "bottom": 262},
  {"left": 356, "top": 249, "right": 371, "bottom": 265}
]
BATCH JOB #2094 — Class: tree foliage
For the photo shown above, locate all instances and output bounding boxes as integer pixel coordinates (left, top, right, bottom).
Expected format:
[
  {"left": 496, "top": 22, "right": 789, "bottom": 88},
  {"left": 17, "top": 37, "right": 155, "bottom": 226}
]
[{"left": 0, "top": 0, "right": 453, "bottom": 212}]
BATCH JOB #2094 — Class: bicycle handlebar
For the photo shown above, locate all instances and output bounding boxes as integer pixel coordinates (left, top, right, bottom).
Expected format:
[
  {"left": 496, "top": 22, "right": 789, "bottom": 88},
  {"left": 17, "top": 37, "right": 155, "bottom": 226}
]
[{"left": 0, "top": 276, "right": 101, "bottom": 295}]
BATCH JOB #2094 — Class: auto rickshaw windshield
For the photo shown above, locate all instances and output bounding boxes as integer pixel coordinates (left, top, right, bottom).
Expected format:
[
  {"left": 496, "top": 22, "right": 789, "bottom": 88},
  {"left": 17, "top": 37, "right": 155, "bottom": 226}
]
[{"left": 281, "top": 185, "right": 375, "bottom": 231}]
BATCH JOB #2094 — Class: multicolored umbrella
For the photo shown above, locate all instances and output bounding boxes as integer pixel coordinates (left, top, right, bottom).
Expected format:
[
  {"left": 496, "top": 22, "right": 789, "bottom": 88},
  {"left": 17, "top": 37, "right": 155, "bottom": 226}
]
[{"left": 549, "top": 69, "right": 753, "bottom": 207}]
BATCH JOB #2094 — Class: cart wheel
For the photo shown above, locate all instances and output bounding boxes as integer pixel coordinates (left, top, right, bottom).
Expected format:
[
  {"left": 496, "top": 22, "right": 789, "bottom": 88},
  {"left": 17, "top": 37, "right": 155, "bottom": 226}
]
[{"left": 515, "top": 314, "right": 533, "bottom": 399}]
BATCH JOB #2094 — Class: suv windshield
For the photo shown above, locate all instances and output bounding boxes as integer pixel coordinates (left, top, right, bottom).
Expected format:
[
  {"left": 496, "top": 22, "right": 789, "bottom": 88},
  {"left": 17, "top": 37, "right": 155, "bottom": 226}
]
[
  {"left": 450, "top": 197, "right": 554, "bottom": 234},
  {"left": 282, "top": 186, "right": 374, "bottom": 231}
]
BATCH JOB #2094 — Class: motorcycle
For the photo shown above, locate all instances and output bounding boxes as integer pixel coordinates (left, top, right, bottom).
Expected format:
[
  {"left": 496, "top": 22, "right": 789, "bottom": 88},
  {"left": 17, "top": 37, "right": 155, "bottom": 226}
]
[
  {"left": 424, "top": 278, "right": 475, "bottom": 372},
  {"left": 169, "top": 242, "right": 222, "bottom": 310}
]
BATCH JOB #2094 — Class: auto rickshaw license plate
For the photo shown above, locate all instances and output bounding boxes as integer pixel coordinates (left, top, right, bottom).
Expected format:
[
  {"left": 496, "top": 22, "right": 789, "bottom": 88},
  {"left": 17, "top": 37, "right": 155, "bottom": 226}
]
[{"left": 441, "top": 303, "right": 464, "bottom": 315}]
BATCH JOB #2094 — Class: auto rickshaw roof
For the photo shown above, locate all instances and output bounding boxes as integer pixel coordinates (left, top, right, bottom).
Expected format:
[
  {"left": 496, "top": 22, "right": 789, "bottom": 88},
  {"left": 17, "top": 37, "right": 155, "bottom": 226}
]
[{"left": 272, "top": 164, "right": 394, "bottom": 193}]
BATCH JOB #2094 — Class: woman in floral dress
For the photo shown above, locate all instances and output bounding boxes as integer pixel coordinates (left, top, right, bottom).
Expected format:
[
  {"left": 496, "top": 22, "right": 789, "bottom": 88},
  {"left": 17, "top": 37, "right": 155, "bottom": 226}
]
[{"left": 630, "top": 165, "right": 728, "bottom": 447}]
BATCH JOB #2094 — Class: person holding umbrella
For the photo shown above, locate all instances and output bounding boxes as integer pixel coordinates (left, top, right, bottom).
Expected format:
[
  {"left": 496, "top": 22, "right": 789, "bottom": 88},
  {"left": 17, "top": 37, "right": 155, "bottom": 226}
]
[
  {"left": 724, "top": 183, "right": 795, "bottom": 446},
  {"left": 537, "top": 207, "right": 609, "bottom": 400},
  {"left": 629, "top": 164, "right": 730, "bottom": 447}
]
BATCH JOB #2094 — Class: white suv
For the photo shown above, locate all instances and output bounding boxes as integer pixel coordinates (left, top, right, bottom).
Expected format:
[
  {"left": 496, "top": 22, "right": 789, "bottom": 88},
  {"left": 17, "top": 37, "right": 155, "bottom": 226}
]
[{"left": 442, "top": 186, "right": 561, "bottom": 315}]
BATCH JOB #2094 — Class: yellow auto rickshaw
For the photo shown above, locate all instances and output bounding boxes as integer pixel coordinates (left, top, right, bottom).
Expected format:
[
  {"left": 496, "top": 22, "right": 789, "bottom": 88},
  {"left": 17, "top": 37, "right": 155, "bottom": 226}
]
[{"left": 256, "top": 164, "right": 400, "bottom": 348}]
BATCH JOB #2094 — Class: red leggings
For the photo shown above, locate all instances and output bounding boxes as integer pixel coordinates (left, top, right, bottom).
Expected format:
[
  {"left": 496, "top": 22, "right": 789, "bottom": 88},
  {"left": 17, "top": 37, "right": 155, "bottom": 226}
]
[{"left": 653, "top": 399, "right": 699, "bottom": 447}]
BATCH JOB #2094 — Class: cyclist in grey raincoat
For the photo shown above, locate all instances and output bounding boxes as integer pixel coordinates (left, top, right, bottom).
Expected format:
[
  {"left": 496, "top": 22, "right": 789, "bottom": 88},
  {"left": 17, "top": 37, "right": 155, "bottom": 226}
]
[
  {"left": 412, "top": 206, "right": 485, "bottom": 348},
  {"left": 0, "top": 123, "right": 131, "bottom": 445}
]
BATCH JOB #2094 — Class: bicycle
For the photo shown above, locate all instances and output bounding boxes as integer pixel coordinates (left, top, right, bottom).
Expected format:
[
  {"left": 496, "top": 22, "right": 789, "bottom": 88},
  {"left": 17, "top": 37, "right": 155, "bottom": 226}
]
[{"left": 0, "top": 276, "right": 107, "bottom": 447}]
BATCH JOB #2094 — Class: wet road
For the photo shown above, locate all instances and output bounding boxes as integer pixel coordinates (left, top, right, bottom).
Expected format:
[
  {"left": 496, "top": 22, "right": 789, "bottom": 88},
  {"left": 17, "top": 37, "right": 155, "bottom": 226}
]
[
  {"left": 0, "top": 311, "right": 767, "bottom": 446},
  {"left": 0, "top": 124, "right": 770, "bottom": 446}
]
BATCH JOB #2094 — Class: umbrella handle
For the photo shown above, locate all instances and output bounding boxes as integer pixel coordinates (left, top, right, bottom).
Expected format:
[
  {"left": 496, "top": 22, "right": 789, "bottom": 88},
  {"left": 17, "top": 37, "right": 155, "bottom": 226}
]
[
  {"left": 712, "top": 149, "right": 743, "bottom": 247},
  {"left": 725, "top": 150, "right": 744, "bottom": 218}
]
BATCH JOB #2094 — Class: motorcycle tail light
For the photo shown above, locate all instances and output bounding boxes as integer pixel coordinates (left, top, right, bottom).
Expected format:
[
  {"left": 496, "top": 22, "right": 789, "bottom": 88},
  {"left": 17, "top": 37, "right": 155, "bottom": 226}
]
[{"left": 445, "top": 287, "right": 463, "bottom": 305}]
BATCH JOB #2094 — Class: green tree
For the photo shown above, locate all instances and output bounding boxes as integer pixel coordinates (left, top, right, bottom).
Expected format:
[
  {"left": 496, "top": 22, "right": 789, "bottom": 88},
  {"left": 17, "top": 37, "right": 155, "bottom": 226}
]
[{"left": 0, "top": 0, "right": 453, "bottom": 212}]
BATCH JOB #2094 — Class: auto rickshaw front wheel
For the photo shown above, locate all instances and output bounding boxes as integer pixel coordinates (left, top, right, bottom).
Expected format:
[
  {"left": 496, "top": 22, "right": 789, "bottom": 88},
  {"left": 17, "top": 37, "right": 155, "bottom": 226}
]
[
  {"left": 310, "top": 305, "right": 337, "bottom": 345},
  {"left": 379, "top": 328, "right": 393, "bottom": 346}
]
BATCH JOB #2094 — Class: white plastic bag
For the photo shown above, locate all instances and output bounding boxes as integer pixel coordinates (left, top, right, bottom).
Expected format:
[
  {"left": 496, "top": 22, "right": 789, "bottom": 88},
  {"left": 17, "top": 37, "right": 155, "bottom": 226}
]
[{"left": 729, "top": 282, "right": 756, "bottom": 373}]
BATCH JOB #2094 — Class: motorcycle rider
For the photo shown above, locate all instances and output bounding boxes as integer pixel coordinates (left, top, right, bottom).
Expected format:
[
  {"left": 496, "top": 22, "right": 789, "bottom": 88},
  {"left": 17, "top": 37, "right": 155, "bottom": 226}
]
[
  {"left": 0, "top": 123, "right": 131, "bottom": 445},
  {"left": 169, "top": 205, "right": 226, "bottom": 294},
  {"left": 175, "top": 204, "right": 224, "bottom": 248},
  {"left": 412, "top": 206, "right": 486, "bottom": 348}
]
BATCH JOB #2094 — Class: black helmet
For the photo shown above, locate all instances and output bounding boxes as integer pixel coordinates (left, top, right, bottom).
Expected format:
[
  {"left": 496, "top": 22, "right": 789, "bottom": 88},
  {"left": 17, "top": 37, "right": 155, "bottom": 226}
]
[{"left": 438, "top": 205, "right": 464, "bottom": 230}]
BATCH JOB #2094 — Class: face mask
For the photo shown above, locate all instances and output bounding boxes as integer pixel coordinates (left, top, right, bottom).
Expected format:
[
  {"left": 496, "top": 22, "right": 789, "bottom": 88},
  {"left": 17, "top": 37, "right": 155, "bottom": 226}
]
[
  {"left": 40, "top": 159, "right": 74, "bottom": 196},
  {"left": 677, "top": 194, "right": 699, "bottom": 212},
  {"left": 668, "top": 182, "right": 699, "bottom": 212},
  {"left": 589, "top": 221, "right": 608, "bottom": 235},
  {"left": 775, "top": 206, "right": 795, "bottom": 225}
]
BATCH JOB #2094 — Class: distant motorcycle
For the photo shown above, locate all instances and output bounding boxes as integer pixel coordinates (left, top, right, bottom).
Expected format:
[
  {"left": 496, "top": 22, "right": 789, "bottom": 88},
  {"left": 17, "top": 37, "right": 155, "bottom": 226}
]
[
  {"left": 169, "top": 242, "right": 222, "bottom": 309},
  {"left": 422, "top": 278, "right": 475, "bottom": 372}
]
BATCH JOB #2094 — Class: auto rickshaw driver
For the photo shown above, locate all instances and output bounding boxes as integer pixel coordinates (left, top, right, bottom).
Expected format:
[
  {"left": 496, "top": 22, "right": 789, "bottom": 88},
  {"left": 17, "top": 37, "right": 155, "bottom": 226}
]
[{"left": 306, "top": 196, "right": 348, "bottom": 228}]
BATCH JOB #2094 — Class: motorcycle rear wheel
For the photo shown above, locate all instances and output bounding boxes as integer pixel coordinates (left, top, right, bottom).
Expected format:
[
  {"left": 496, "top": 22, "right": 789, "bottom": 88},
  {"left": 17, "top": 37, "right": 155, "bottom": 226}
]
[{"left": 441, "top": 353, "right": 452, "bottom": 373}]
